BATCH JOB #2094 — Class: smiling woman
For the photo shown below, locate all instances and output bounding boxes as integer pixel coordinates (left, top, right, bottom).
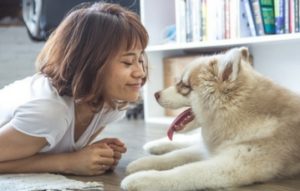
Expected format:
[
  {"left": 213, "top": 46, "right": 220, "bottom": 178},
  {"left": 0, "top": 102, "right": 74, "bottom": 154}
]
[
  {"left": 0, "top": 2, "right": 148, "bottom": 176},
  {"left": 104, "top": 47, "right": 146, "bottom": 103}
]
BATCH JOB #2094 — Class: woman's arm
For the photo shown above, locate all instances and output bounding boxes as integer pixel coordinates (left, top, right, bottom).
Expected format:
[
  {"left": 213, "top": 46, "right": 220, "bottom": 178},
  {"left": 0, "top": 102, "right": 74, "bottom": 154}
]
[
  {"left": 0, "top": 124, "right": 47, "bottom": 162},
  {"left": 0, "top": 152, "right": 72, "bottom": 174},
  {"left": 0, "top": 144, "right": 115, "bottom": 175},
  {"left": 0, "top": 124, "right": 115, "bottom": 175}
]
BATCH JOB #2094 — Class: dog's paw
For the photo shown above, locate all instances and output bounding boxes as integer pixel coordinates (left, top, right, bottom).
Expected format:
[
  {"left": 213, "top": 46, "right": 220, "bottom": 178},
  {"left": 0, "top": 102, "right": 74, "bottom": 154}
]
[
  {"left": 126, "top": 156, "right": 158, "bottom": 174},
  {"left": 121, "top": 170, "right": 165, "bottom": 191},
  {"left": 143, "top": 138, "right": 181, "bottom": 155}
]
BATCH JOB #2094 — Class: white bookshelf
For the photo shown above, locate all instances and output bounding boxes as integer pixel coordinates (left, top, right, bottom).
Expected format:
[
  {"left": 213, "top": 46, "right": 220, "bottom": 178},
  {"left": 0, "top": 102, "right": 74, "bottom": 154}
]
[
  {"left": 140, "top": 0, "right": 300, "bottom": 124},
  {"left": 146, "top": 33, "right": 300, "bottom": 52}
]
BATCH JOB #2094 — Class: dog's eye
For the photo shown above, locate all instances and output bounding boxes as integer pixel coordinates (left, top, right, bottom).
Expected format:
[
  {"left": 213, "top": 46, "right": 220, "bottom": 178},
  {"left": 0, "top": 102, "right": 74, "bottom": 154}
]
[{"left": 176, "top": 82, "right": 192, "bottom": 96}]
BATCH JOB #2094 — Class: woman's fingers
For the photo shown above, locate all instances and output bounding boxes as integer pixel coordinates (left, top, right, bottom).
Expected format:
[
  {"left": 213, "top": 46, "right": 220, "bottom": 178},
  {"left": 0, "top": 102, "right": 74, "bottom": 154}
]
[
  {"left": 93, "top": 140, "right": 126, "bottom": 153},
  {"left": 98, "top": 164, "right": 111, "bottom": 171},
  {"left": 92, "top": 138, "right": 127, "bottom": 155},
  {"left": 93, "top": 166, "right": 108, "bottom": 175},
  {"left": 99, "top": 138, "right": 125, "bottom": 147},
  {"left": 89, "top": 140, "right": 126, "bottom": 171},
  {"left": 97, "top": 144, "right": 114, "bottom": 157},
  {"left": 99, "top": 156, "right": 115, "bottom": 165},
  {"left": 113, "top": 151, "right": 122, "bottom": 160},
  {"left": 108, "top": 143, "right": 127, "bottom": 153}
]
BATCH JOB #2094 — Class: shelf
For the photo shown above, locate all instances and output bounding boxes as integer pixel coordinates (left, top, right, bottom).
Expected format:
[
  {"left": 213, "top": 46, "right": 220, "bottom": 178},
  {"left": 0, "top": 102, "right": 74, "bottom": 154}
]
[{"left": 146, "top": 33, "right": 300, "bottom": 52}]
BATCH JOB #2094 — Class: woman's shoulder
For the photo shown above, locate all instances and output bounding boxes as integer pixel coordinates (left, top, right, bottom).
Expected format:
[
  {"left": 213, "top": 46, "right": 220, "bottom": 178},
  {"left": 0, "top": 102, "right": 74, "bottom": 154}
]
[
  {"left": 30, "top": 73, "right": 62, "bottom": 98},
  {"left": 0, "top": 74, "right": 74, "bottom": 125},
  {"left": 1, "top": 73, "right": 73, "bottom": 110},
  {"left": 13, "top": 98, "right": 72, "bottom": 126}
]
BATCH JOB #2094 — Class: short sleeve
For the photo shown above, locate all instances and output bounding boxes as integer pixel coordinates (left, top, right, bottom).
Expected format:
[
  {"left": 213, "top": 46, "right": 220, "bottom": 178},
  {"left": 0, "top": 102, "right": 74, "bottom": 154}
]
[{"left": 9, "top": 99, "right": 70, "bottom": 150}]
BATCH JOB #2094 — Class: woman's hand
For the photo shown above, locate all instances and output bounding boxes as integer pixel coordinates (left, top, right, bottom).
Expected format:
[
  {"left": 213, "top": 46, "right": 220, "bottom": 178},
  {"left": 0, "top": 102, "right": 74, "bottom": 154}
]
[
  {"left": 65, "top": 138, "right": 127, "bottom": 175},
  {"left": 66, "top": 143, "right": 115, "bottom": 176},
  {"left": 92, "top": 138, "right": 127, "bottom": 169}
]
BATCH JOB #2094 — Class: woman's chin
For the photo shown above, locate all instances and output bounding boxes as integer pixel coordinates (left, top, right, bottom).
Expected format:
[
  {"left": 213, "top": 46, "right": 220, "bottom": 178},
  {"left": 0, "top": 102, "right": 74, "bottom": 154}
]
[
  {"left": 128, "top": 97, "right": 139, "bottom": 102},
  {"left": 114, "top": 93, "right": 141, "bottom": 103},
  {"left": 126, "top": 95, "right": 140, "bottom": 102}
]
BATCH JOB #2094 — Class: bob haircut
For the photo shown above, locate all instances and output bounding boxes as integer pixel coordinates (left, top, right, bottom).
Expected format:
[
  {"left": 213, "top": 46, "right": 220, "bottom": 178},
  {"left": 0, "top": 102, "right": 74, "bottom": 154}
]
[{"left": 36, "top": 2, "right": 149, "bottom": 111}]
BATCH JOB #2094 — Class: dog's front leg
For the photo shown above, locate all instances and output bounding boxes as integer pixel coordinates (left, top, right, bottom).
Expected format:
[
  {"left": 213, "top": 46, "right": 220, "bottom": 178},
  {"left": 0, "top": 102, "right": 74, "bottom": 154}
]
[
  {"left": 122, "top": 145, "right": 281, "bottom": 191},
  {"left": 126, "top": 145, "right": 203, "bottom": 174},
  {"left": 143, "top": 129, "right": 201, "bottom": 155}
]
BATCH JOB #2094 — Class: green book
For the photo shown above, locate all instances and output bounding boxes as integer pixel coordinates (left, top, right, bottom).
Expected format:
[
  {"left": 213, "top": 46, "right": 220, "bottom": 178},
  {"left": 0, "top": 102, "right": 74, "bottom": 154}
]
[{"left": 259, "top": 0, "right": 276, "bottom": 34}]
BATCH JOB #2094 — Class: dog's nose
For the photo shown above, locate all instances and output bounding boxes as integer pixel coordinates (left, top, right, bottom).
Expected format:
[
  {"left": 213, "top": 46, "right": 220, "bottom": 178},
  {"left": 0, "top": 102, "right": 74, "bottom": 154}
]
[{"left": 154, "top": 92, "right": 160, "bottom": 100}]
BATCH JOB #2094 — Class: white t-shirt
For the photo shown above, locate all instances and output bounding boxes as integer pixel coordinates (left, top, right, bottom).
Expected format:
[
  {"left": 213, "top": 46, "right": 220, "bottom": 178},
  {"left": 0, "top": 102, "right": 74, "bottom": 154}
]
[{"left": 0, "top": 73, "right": 126, "bottom": 153}]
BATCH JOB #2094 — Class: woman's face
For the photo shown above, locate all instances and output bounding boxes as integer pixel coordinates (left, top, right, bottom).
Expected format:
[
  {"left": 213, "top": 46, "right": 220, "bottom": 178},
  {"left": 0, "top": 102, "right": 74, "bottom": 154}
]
[{"left": 104, "top": 45, "right": 146, "bottom": 102}]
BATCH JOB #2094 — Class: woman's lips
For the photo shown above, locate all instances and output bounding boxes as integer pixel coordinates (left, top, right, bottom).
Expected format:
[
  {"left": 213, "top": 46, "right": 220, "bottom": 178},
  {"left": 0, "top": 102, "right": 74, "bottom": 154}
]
[{"left": 127, "top": 83, "right": 142, "bottom": 91}]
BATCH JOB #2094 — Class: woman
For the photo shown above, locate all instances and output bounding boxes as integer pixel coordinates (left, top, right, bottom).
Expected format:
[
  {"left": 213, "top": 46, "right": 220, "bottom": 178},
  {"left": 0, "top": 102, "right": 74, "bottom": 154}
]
[{"left": 0, "top": 2, "right": 148, "bottom": 176}]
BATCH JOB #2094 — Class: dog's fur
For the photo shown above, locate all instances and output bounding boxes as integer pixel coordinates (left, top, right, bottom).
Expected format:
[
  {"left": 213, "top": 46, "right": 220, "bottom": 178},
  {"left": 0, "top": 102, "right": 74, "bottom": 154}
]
[{"left": 121, "top": 47, "right": 300, "bottom": 191}]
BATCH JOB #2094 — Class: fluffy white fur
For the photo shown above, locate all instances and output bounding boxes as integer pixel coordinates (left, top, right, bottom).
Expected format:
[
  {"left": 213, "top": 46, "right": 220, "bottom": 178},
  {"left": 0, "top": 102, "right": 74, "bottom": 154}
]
[{"left": 121, "top": 47, "right": 300, "bottom": 191}]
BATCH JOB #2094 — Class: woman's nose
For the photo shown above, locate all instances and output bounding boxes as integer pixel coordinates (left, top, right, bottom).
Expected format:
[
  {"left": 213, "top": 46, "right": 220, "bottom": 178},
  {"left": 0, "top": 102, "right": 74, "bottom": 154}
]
[{"left": 133, "top": 64, "right": 146, "bottom": 78}]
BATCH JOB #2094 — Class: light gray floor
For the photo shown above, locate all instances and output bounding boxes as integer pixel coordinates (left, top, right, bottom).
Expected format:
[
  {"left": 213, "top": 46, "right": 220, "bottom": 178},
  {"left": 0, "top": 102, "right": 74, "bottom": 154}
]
[{"left": 0, "top": 26, "right": 44, "bottom": 88}]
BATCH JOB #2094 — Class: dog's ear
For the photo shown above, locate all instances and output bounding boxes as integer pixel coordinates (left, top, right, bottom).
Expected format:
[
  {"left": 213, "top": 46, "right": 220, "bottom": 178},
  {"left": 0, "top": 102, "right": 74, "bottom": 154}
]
[
  {"left": 240, "top": 46, "right": 249, "bottom": 61},
  {"left": 239, "top": 46, "right": 254, "bottom": 66},
  {"left": 219, "top": 47, "right": 246, "bottom": 81}
]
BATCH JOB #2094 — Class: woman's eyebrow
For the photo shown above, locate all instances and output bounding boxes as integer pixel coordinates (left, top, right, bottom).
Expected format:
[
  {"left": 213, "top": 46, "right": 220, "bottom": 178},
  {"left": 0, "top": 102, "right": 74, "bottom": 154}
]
[
  {"left": 122, "top": 51, "right": 144, "bottom": 57},
  {"left": 122, "top": 52, "right": 136, "bottom": 57}
]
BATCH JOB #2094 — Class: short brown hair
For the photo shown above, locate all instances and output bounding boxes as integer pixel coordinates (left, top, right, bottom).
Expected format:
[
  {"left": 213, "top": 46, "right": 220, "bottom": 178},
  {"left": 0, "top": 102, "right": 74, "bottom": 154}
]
[{"left": 36, "top": 2, "right": 149, "bottom": 111}]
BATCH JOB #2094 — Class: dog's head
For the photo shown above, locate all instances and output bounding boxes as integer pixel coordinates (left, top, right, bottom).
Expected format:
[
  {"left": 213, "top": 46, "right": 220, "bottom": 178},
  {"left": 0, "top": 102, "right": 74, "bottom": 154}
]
[{"left": 155, "top": 47, "right": 253, "bottom": 140}]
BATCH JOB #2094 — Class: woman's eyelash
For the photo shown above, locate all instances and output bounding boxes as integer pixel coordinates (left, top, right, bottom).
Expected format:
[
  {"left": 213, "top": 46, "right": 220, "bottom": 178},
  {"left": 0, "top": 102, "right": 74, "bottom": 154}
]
[
  {"left": 122, "top": 61, "right": 133, "bottom": 65},
  {"left": 122, "top": 59, "right": 143, "bottom": 66}
]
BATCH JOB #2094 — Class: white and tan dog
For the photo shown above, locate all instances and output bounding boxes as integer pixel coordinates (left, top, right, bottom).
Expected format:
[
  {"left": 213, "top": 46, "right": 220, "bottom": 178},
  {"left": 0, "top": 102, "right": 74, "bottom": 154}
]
[{"left": 121, "top": 47, "right": 300, "bottom": 191}]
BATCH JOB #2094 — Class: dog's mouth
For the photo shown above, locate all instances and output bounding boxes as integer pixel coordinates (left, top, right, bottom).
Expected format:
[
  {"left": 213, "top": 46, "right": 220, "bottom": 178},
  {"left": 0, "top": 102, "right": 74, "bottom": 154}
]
[{"left": 167, "top": 108, "right": 195, "bottom": 140}]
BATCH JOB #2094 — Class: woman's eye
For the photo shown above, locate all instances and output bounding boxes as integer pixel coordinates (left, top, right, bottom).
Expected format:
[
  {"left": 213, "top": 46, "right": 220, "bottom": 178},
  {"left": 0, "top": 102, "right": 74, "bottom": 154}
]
[
  {"left": 138, "top": 60, "right": 144, "bottom": 64},
  {"left": 122, "top": 61, "right": 133, "bottom": 66}
]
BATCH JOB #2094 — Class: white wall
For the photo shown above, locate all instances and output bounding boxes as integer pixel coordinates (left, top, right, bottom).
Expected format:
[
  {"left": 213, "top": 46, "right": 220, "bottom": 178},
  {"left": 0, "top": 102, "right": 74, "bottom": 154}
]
[{"left": 251, "top": 41, "right": 300, "bottom": 93}]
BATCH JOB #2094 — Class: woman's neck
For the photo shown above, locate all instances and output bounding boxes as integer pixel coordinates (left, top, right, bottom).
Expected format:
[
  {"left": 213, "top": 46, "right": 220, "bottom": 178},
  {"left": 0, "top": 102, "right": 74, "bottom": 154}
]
[
  {"left": 74, "top": 103, "right": 95, "bottom": 141},
  {"left": 75, "top": 103, "right": 94, "bottom": 120}
]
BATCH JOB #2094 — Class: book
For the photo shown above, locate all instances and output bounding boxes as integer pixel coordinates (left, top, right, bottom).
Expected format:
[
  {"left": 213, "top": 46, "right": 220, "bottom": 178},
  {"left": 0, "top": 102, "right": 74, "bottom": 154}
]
[
  {"left": 289, "top": 0, "right": 295, "bottom": 33},
  {"left": 224, "top": 0, "right": 231, "bottom": 39},
  {"left": 191, "top": 0, "right": 202, "bottom": 42},
  {"left": 284, "top": 0, "right": 290, "bottom": 33},
  {"left": 201, "top": 0, "right": 207, "bottom": 40},
  {"left": 176, "top": 0, "right": 187, "bottom": 43},
  {"left": 216, "top": 0, "right": 225, "bottom": 39},
  {"left": 295, "top": 0, "right": 300, "bottom": 32},
  {"left": 206, "top": 0, "right": 217, "bottom": 40},
  {"left": 274, "top": 0, "right": 285, "bottom": 34},
  {"left": 243, "top": 0, "right": 258, "bottom": 36},
  {"left": 186, "top": 0, "right": 193, "bottom": 42},
  {"left": 240, "top": 0, "right": 253, "bottom": 37},
  {"left": 259, "top": 0, "right": 276, "bottom": 34},
  {"left": 250, "top": 0, "right": 265, "bottom": 35}
]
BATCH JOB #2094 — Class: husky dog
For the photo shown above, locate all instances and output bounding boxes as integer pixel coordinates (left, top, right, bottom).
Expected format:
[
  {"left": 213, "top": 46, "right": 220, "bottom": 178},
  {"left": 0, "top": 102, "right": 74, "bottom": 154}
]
[{"left": 121, "top": 47, "right": 300, "bottom": 191}]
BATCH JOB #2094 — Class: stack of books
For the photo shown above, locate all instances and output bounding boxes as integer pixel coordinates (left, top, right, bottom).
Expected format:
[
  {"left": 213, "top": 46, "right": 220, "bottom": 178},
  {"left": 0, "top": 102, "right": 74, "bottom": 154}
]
[{"left": 175, "top": 0, "right": 299, "bottom": 44}]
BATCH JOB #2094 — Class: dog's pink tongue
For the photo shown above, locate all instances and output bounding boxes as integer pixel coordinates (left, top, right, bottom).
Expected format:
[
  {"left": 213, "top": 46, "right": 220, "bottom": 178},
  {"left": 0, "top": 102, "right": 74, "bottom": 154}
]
[{"left": 167, "top": 108, "right": 194, "bottom": 141}]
